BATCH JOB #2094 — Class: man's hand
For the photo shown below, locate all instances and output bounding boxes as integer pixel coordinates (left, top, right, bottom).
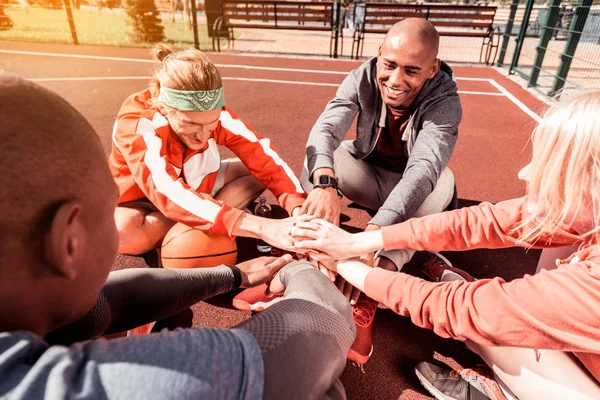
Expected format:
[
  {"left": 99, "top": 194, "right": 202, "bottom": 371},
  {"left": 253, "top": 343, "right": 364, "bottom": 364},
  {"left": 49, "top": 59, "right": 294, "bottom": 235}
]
[
  {"left": 300, "top": 187, "right": 340, "bottom": 225},
  {"left": 237, "top": 254, "right": 294, "bottom": 288}
]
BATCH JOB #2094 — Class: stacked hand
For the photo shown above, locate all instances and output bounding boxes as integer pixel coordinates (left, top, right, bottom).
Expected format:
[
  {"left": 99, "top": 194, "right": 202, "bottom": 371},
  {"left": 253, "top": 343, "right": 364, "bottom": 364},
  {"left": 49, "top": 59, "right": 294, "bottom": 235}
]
[
  {"left": 290, "top": 215, "right": 379, "bottom": 305},
  {"left": 290, "top": 216, "right": 375, "bottom": 261},
  {"left": 299, "top": 187, "right": 341, "bottom": 226},
  {"left": 260, "top": 217, "right": 300, "bottom": 253},
  {"left": 237, "top": 254, "right": 295, "bottom": 288}
]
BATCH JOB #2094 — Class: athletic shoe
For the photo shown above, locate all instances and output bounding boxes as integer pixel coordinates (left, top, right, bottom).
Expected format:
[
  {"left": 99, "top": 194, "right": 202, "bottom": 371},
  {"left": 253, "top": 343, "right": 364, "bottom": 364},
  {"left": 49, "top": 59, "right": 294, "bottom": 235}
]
[
  {"left": 413, "top": 251, "right": 475, "bottom": 283},
  {"left": 232, "top": 284, "right": 283, "bottom": 312},
  {"left": 414, "top": 362, "right": 508, "bottom": 400},
  {"left": 127, "top": 321, "right": 157, "bottom": 336},
  {"left": 347, "top": 293, "right": 378, "bottom": 365}
]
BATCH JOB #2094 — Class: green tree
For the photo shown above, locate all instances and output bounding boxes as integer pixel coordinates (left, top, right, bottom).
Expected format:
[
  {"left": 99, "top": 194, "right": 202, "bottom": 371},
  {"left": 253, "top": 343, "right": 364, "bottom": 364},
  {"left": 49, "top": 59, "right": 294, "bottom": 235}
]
[
  {"left": 125, "top": 0, "right": 165, "bottom": 43},
  {"left": 26, "top": 0, "right": 63, "bottom": 8}
]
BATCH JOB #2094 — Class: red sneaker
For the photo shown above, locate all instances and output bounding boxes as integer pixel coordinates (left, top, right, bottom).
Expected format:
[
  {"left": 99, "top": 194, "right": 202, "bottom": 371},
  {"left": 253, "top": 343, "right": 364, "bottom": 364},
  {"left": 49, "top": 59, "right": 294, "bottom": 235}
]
[
  {"left": 347, "top": 294, "right": 378, "bottom": 365},
  {"left": 127, "top": 321, "right": 156, "bottom": 336},
  {"left": 232, "top": 284, "right": 283, "bottom": 312},
  {"left": 415, "top": 251, "right": 475, "bottom": 283}
]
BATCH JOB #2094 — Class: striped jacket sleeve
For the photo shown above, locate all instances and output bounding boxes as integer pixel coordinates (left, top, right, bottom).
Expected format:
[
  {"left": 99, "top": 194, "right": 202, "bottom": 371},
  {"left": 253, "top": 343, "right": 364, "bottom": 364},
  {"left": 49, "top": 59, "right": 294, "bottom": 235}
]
[
  {"left": 113, "top": 110, "right": 245, "bottom": 237},
  {"left": 217, "top": 107, "right": 306, "bottom": 215}
]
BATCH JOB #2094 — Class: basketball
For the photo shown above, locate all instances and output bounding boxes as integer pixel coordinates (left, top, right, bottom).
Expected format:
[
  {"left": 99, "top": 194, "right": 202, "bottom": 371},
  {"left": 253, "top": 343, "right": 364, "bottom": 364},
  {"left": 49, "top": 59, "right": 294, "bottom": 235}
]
[{"left": 161, "top": 223, "right": 238, "bottom": 269}]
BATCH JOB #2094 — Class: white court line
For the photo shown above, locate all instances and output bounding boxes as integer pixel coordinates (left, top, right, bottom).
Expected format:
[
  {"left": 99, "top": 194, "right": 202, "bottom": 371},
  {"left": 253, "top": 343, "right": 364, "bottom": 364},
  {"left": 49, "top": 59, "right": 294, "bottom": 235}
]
[
  {"left": 30, "top": 76, "right": 149, "bottom": 82},
  {"left": 30, "top": 75, "right": 338, "bottom": 87},
  {"left": 224, "top": 76, "right": 338, "bottom": 86},
  {"left": 219, "top": 64, "right": 348, "bottom": 75},
  {"left": 0, "top": 49, "right": 154, "bottom": 63},
  {"left": 455, "top": 77, "right": 491, "bottom": 82},
  {"left": 458, "top": 90, "right": 503, "bottom": 96},
  {"left": 0, "top": 49, "right": 347, "bottom": 75},
  {"left": 487, "top": 79, "right": 543, "bottom": 123},
  {"left": 29, "top": 75, "right": 506, "bottom": 96}
]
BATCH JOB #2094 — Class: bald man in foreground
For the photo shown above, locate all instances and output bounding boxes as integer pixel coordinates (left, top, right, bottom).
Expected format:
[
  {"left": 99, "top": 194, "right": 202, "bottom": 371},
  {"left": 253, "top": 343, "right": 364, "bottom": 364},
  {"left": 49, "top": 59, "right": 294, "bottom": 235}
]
[
  {"left": 0, "top": 76, "right": 355, "bottom": 399},
  {"left": 298, "top": 19, "right": 471, "bottom": 365}
]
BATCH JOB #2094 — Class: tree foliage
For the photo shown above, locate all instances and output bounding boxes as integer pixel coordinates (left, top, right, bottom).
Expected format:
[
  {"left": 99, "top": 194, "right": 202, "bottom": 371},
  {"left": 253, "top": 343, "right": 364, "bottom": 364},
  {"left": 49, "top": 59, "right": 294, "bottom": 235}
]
[{"left": 124, "top": 0, "right": 165, "bottom": 43}]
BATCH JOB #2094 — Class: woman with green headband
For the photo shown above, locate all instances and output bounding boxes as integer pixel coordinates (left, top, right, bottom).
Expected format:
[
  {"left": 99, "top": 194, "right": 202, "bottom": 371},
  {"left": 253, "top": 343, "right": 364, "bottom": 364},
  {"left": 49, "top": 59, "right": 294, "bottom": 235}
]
[{"left": 109, "top": 44, "right": 306, "bottom": 265}]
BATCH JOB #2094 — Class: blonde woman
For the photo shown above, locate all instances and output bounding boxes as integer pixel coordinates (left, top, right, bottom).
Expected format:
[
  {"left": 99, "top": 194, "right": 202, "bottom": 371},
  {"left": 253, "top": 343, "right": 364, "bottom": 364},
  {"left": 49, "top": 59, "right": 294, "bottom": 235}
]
[{"left": 292, "top": 91, "right": 600, "bottom": 400}]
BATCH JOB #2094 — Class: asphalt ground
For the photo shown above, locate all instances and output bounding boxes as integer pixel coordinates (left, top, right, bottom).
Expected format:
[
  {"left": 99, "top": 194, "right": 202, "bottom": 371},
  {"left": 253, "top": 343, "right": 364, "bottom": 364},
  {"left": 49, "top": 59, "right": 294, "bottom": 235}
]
[{"left": 1, "top": 41, "right": 548, "bottom": 399}]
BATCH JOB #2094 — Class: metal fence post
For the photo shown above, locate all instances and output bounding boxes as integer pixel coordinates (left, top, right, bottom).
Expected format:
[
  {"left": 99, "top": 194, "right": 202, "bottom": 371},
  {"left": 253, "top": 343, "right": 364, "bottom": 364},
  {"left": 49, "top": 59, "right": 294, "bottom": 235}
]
[
  {"left": 509, "top": 0, "right": 534, "bottom": 73},
  {"left": 529, "top": 0, "right": 561, "bottom": 87},
  {"left": 333, "top": 0, "right": 340, "bottom": 58},
  {"left": 497, "top": 0, "right": 519, "bottom": 67},
  {"left": 190, "top": 0, "right": 199, "bottom": 50},
  {"left": 63, "top": 0, "right": 78, "bottom": 44},
  {"left": 550, "top": 0, "right": 593, "bottom": 96}
]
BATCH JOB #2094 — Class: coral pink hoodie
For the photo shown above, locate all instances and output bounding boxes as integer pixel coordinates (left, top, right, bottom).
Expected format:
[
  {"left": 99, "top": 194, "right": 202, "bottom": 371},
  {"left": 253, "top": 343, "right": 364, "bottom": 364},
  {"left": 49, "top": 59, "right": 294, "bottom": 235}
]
[{"left": 365, "top": 197, "right": 600, "bottom": 381}]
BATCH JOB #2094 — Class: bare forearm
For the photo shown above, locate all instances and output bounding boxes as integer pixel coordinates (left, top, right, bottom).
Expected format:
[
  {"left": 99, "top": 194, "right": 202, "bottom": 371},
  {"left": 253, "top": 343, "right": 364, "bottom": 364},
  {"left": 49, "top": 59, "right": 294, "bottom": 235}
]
[
  {"left": 231, "top": 213, "right": 263, "bottom": 239},
  {"left": 336, "top": 261, "right": 372, "bottom": 291}
]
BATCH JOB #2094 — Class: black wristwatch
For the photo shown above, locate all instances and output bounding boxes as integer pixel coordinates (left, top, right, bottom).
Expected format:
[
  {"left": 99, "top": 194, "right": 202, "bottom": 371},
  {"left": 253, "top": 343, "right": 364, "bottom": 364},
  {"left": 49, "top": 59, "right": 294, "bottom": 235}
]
[{"left": 314, "top": 175, "right": 339, "bottom": 189}]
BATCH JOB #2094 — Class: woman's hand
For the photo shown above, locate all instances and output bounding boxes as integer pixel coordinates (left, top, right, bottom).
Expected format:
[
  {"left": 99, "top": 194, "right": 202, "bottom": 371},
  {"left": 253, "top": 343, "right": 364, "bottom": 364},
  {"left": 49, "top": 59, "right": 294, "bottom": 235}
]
[{"left": 291, "top": 216, "right": 383, "bottom": 261}]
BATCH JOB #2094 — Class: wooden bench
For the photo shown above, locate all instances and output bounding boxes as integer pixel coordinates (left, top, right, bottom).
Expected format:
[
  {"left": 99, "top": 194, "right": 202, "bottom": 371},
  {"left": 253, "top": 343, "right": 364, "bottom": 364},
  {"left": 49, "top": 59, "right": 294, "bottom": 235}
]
[
  {"left": 212, "top": 0, "right": 337, "bottom": 56},
  {"left": 351, "top": 3, "right": 499, "bottom": 64}
]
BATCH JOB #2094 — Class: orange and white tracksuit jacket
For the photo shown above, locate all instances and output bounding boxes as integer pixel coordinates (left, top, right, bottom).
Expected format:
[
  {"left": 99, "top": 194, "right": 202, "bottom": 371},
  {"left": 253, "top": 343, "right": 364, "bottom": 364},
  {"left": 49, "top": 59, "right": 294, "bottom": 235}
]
[{"left": 109, "top": 88, "right": 306, "bottom": 237}]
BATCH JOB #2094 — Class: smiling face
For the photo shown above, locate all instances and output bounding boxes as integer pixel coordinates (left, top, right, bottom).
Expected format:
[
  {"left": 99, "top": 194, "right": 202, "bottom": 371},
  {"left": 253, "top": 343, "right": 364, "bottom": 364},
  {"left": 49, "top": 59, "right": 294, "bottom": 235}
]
[
  {"left": 376, "top": 24, "right": 440, "bottom": 109},
  {"left": 163, "top": 107, "right": 222, "bottom": 150}
]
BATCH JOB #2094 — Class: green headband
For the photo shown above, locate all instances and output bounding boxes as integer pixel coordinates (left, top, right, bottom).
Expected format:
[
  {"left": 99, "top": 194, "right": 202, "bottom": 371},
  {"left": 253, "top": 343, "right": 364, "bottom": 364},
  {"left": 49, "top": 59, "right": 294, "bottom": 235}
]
[{"left": 157, "top": 85, "right": 225, "bottom": 111}]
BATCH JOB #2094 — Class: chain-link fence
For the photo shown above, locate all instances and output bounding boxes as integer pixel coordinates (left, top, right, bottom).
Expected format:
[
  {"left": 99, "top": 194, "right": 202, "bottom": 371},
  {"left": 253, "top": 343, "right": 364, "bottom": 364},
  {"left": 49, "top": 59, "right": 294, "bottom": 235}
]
[
  {"left": 497, "top": 0, "right": 600, "bottom": 97},
  {"left": 0, "top": 0, "right": 519, "bottom": 61},
  {"left": 2, "top": 0, "right": 599, "bottom": 97}
]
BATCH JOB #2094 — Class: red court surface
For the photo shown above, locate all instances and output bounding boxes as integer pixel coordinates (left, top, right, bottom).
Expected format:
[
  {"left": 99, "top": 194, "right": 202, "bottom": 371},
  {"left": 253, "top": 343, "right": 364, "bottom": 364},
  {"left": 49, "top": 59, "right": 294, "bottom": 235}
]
[{"left": 1, "top": 41, "right": 548, "bottom": 399}]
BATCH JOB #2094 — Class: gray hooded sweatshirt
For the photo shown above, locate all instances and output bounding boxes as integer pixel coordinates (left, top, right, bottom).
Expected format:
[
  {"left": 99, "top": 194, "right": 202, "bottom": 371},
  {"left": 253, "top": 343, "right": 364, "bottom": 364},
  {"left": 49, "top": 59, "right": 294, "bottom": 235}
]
[{"left": 306, "top": 57, "right": 462, "bottom": 227}]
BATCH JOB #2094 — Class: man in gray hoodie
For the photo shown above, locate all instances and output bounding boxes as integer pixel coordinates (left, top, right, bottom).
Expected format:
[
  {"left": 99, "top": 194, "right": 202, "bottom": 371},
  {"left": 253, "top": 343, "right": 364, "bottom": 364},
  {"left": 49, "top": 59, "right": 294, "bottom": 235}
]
[{"left": 299, "top": 18, "right": 464, "bottom": 365}]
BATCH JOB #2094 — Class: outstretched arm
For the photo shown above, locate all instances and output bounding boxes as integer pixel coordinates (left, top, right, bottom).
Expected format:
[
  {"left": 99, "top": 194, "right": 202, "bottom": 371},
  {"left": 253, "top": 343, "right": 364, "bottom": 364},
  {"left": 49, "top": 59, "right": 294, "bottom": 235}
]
[{"left": 46, "top": 256, "right": 291, "bottom": 345}]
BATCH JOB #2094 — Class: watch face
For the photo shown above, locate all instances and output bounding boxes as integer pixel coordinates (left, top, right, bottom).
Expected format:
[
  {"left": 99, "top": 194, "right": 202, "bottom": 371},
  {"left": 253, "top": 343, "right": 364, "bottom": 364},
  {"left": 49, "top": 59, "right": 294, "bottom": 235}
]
[
  {"left": 318, "top": 175, "right": 331, "bottom": 185},
  {"left": 317, "top": 175, "right": 338, "bottom": 189}
]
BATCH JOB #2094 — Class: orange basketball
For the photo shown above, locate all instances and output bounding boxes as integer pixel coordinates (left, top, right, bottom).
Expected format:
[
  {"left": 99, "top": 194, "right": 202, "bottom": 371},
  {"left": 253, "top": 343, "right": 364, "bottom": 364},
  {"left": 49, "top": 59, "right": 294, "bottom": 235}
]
[{"left": 161, "top": 222, "right": 237, "bottom": 269}]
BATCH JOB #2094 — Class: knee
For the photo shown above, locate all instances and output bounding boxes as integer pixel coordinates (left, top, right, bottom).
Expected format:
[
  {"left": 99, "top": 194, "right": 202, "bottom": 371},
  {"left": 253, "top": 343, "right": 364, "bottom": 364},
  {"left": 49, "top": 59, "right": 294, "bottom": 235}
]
[
  {"left": 332, "top": 145, "right": 357, "bottom": 191},
  {"left": 115, "top": 210, "right": 150, "bottom": 255},
  {"left": 437, "top": 167, "right": 455, "bottom": 195},
  {"left": 415, "top": 168, "right": 456, "bottom": 217}
]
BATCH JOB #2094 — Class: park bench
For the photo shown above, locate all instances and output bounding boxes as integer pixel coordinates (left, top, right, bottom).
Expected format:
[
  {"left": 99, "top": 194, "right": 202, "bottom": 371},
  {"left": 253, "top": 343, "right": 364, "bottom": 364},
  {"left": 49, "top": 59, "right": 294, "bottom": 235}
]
[
  {"left": 212, "top": 0, "right": 337, "bottom": 56},
  {"left": 351, "top": 3, "right": 499, "bottom": 64}
]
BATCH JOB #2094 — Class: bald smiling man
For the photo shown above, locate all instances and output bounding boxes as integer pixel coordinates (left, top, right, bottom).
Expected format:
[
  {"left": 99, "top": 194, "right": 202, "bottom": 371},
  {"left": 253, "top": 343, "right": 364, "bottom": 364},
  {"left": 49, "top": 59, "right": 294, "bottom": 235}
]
[{"left": 298, "top": 19, "right": 466, "bottom": 365}]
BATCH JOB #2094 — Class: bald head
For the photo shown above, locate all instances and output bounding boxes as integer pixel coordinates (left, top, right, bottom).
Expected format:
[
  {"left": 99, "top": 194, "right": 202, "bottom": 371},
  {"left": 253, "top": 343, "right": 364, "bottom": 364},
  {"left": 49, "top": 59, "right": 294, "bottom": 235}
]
[
  {"left": 0, "top": 76, "right": 110, "bottom": 251},
  {"left": 384, "top": 18, "right": 439, "bottom": 62}
]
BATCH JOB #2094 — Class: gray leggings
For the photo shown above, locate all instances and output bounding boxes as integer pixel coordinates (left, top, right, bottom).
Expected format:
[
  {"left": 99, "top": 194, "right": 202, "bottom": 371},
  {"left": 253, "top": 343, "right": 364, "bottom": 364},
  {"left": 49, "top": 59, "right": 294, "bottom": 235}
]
[{"left": 46, "top": 262, "right": 355, "bottom": 400}]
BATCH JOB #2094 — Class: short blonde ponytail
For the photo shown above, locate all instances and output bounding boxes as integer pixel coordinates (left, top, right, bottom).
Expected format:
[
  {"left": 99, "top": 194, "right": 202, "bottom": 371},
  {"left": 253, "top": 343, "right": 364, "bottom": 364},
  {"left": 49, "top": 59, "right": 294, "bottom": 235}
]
[{"left": 148, "top": 43, "right": 222, "bottom": 105}]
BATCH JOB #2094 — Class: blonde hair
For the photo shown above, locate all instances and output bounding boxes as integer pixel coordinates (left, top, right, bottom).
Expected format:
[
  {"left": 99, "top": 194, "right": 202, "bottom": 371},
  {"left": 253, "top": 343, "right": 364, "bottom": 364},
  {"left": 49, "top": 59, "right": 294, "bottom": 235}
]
[
  {"left": 515, "top": 90, "right": 600, "bottom": 244},
  {"left": 148, "top": 43, "right": 222, "bottom": 106}
]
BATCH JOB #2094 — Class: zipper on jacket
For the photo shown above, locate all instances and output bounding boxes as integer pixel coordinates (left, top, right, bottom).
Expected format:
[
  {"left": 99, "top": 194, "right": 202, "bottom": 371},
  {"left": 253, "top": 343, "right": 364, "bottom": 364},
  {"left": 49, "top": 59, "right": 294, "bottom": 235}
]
[{"left": 362, "top": 100, "right": 387, "bottom": 159}]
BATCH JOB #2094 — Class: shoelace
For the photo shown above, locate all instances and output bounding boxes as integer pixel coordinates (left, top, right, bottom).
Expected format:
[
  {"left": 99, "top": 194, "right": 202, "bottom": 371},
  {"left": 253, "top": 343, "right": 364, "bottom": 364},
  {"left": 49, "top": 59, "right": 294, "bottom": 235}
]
[
  {"left": 352, "top": 297, "right": 378, "bottom": 326},
  {"left": 460, "top": 366, "right": 507, "bottom": 399},
  {"left": 447, "top": 365, "right": 492, "bottom": 380}
]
